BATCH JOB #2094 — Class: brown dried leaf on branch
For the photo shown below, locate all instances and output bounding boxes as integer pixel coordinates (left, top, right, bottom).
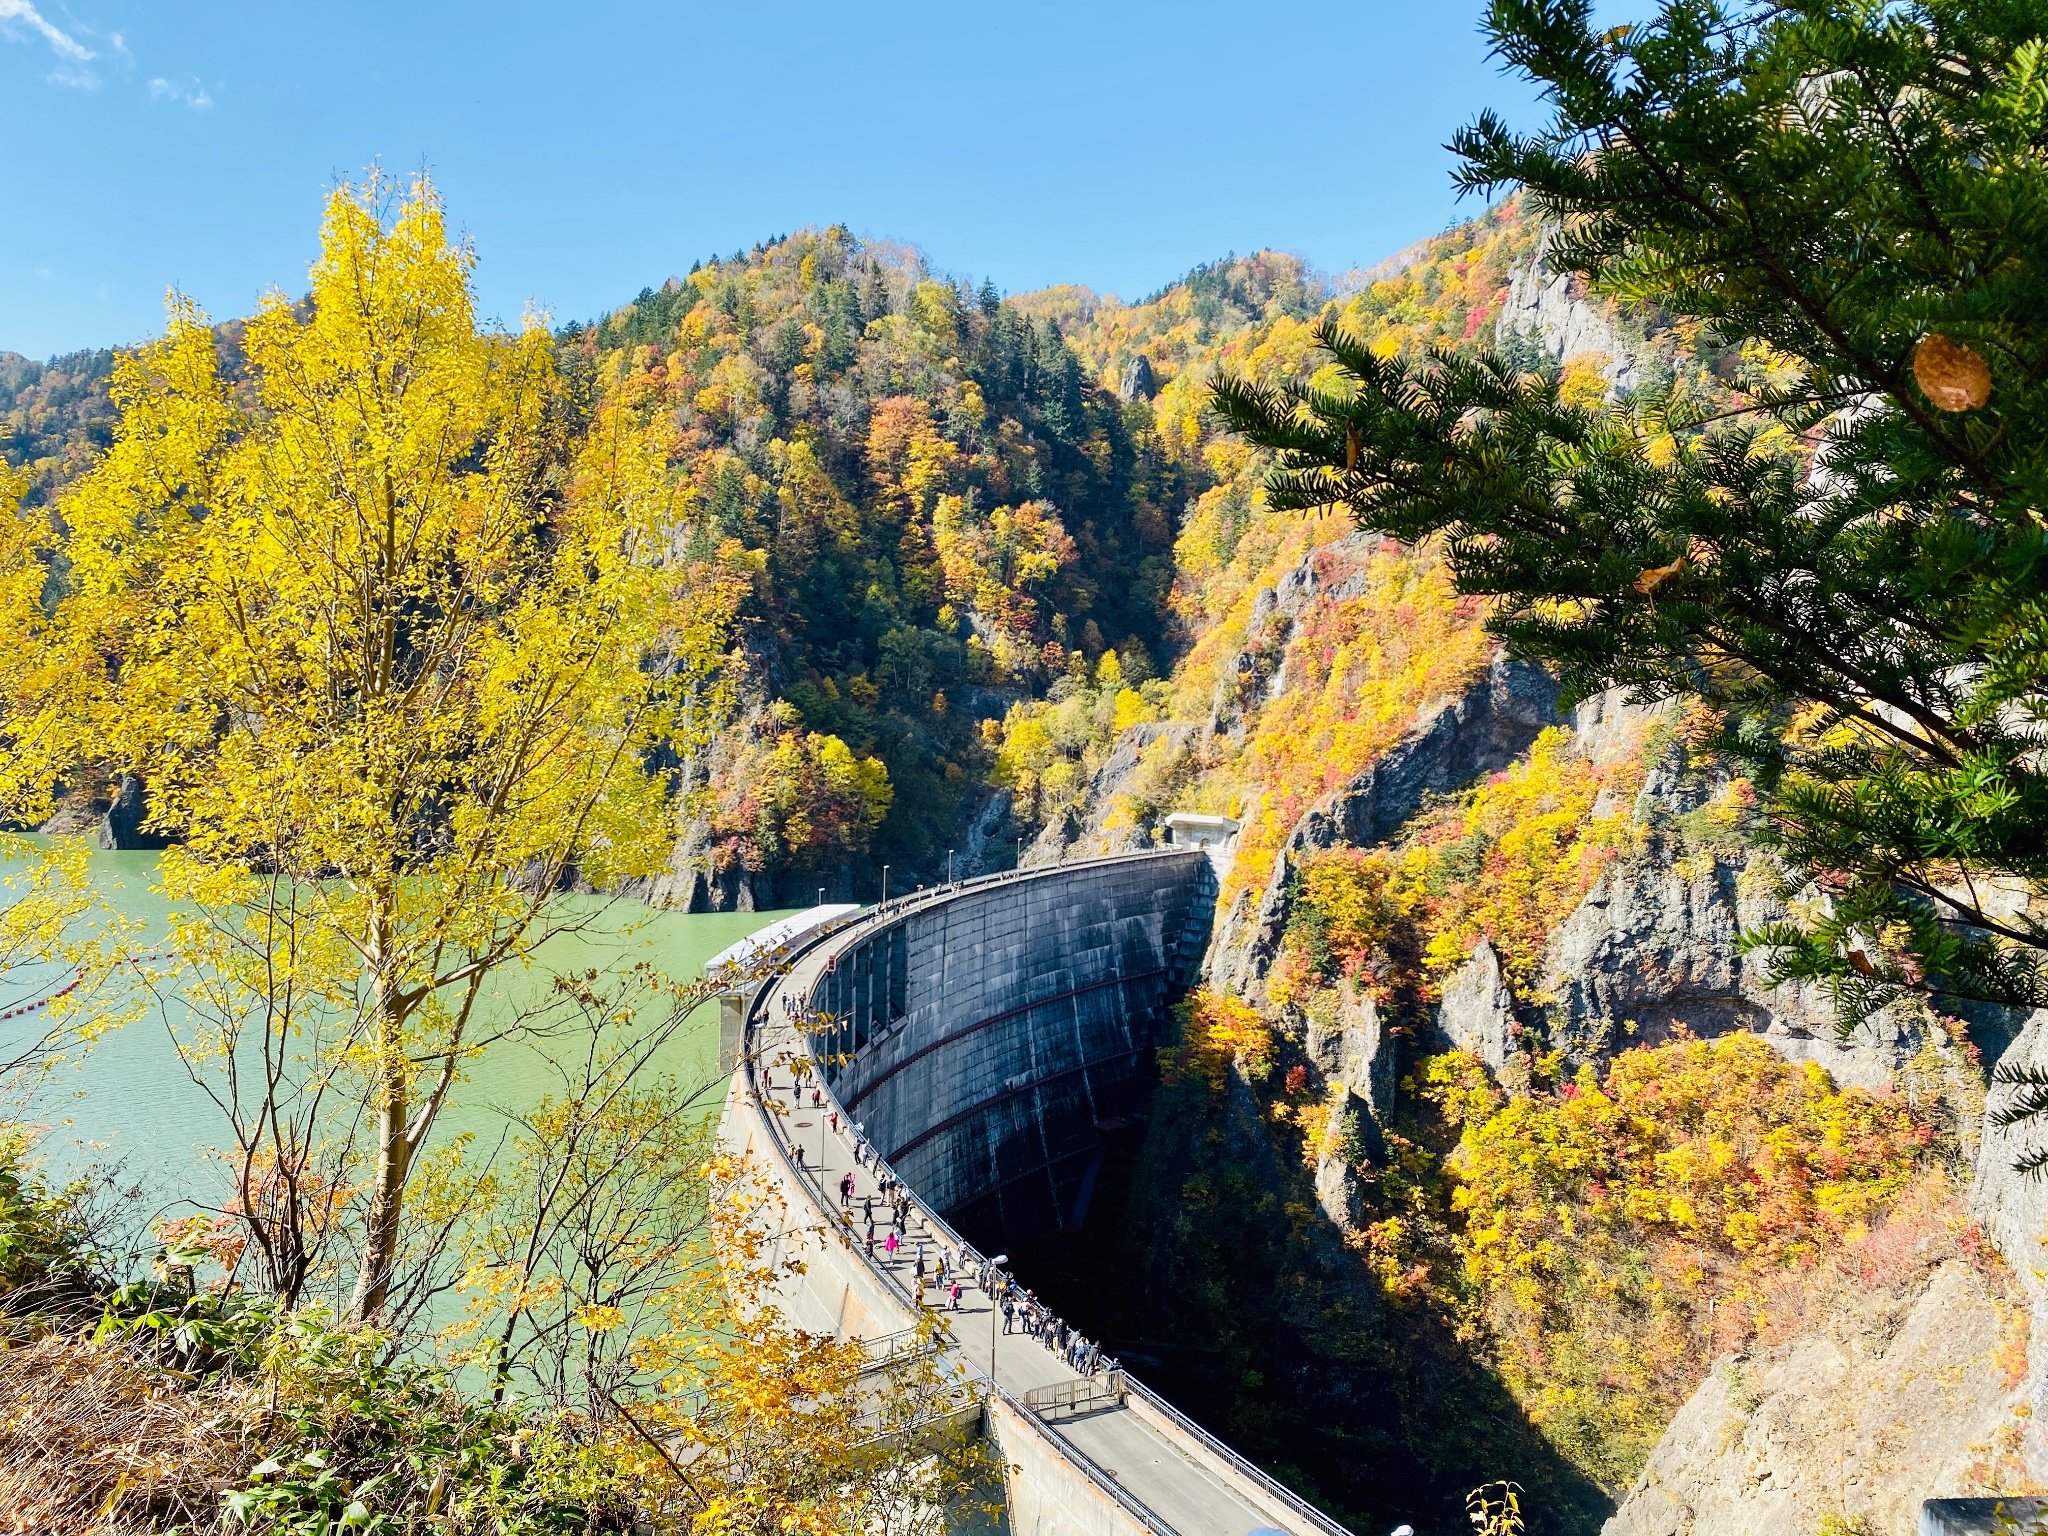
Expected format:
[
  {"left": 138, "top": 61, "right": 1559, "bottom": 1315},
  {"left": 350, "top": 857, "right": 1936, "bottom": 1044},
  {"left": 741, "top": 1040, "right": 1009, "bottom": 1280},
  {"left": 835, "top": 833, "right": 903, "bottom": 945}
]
[
  {"left": 1913, "top": 334, "right": 1992, "bottom": 412},
  {"left": 1633, "top": 556, "right": 1688, "bottom": 596}
]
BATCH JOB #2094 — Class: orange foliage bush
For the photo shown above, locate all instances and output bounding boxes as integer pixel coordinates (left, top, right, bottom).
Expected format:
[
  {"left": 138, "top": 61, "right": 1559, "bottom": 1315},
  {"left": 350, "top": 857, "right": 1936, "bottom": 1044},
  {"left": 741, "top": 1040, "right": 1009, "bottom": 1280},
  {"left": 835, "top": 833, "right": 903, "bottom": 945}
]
[
  {"left": 1387, "top": 726, "right": 1647, "bottom": 993},
  {"left": 1418, "top": 1031, "right": 1935, "bottom": 1483},
  {"left": 1208, "top": 543, "right": 1496, "bottom": 906},
  {"left": 707, "top": 712, "right": 892, "bottom": 871}
]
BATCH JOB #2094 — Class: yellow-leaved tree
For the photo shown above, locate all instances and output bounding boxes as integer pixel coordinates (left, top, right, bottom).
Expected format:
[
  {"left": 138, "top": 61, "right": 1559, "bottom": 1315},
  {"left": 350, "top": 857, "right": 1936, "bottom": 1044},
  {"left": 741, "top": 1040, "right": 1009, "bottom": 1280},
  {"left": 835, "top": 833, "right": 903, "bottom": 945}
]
[
  {"left": 0, "top": 466, "right": 138, "bottom": 1076},
  {"left": 16, "top": 173, "right": 741, "bottom": 1320}
]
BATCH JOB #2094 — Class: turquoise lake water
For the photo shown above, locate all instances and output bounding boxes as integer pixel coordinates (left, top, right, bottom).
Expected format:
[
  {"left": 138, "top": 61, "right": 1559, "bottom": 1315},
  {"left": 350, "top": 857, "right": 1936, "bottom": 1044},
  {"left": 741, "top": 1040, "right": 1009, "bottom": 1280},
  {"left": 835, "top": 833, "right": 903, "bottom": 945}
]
[{"left": 3, "top": 842, "right": 792, "bottom": 1214}]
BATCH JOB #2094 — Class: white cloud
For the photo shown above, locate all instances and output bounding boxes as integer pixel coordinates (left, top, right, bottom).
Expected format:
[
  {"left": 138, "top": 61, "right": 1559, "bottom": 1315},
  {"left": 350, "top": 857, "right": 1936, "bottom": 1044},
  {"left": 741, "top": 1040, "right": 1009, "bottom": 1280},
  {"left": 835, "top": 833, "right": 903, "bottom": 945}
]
[
  {"left": 4, "top": 5, "right": 214, "bottom": 105},
  {"left": 0, "top": 0, "right": 92, "bottom": 62},
  {"left": 0, "top": 0, "right": 105, "bottom": 87},
  {"left": 147, "top": 74, "right": 212, "bottom": 109}
]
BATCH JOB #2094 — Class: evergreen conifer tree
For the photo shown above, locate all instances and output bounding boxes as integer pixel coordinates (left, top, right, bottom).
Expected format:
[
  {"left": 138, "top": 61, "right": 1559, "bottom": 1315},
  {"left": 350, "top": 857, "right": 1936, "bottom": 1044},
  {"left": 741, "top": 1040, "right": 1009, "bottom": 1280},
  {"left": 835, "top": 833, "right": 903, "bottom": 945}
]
[
  {"left": 1215, "top": 0, "right": 2048, "bottom": 1043},
  {"left": 861, "top": 260, "right": 891, "bottom": 324}
]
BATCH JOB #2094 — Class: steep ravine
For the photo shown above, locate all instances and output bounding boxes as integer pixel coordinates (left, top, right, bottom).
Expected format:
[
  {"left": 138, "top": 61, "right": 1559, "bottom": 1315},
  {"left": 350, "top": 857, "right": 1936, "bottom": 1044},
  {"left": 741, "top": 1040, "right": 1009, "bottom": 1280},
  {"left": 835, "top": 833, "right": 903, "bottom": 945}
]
[{"left": 1006, "top": 551, "right": 2039, "bottom": 1536}]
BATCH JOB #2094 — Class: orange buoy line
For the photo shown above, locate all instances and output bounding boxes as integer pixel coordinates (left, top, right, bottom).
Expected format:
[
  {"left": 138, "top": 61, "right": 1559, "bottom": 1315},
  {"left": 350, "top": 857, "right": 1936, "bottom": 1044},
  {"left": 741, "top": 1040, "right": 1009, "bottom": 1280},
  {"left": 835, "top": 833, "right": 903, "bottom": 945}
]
[{"left": 0, "top": 951, "right": 173, "bottom": 1021}]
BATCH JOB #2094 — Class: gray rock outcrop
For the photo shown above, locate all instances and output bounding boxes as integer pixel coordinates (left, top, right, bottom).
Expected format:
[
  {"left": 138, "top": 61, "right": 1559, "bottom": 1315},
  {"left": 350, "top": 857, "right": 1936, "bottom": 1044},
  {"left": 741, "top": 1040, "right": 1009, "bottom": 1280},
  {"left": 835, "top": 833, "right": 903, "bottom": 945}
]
[
  {"left": 1306, "top": 985, "right": 1394, "bottom": 1116},
  {"left": 1497, "top": 226, "right": 1648, "bottom": 393},
  {"left": 1024, "top": 721, "right": 1196, "bottom": 866},
  {"left": 1206, "top": 532, "right": 1386, "bottom": 744},
  {"left": 1535, "top": 849, "right": 1925, "bottom": 1086},
  {"left": 1972, "top": 1008, "right": 2048, "bottom": 1292},
  {"left": 38, "top": 774, "right": 172, "bottom": 850},
  {"left": 1313, "top": 1094, "right": 1372, "bottom": 1230},
  {"left": 38, "top": 794, "right": 104, "bottom": 838},
  {"left": 1505, "top": 718, "right": 1923, "bottom": 1085},
  {"left": 1303, "top": 986, "right": 1394, "bottom": 1229},
  {"left": 1116, "top": 354, "right": 1155, "bottom": 402},
  {"left": 1539, "top": 855, "right": 1768, "bottom": 1059},
  {"left": 98, "top": 774, "right": 169, "bottom": 850},
  {"left": 1571, "top": 686, "right": 1669, "bottom": 769},
  {"left": 1437, "top": 939, "right": 1517, "bottom": 1071},
  {"left": 1209, "top": 648, "right": 1561, "bottom": 1004},
  {"left": 1603, "top": 1261, "right": 2030, "bottom": 1536},
  {"left": 952, "top": 787, "right": 1017, "bottom": 877}
]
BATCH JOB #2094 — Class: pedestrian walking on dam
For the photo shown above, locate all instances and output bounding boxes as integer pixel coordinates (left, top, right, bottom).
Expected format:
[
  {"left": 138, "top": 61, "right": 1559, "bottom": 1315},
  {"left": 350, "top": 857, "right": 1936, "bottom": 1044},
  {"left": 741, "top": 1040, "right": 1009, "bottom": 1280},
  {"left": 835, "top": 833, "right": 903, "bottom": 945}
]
[
  {"left": 1002, "top": 1298, "right": 1015, "bottom": 1334},
  {"left": 839, "top": 1172, "right": 854, "bottom": 1206},
  {"left": 948, "top": 1281, "right": 961, "bottom": 1311},
  {"left": 884, "top": 1230, "right": 899, "bottom": 1258}
]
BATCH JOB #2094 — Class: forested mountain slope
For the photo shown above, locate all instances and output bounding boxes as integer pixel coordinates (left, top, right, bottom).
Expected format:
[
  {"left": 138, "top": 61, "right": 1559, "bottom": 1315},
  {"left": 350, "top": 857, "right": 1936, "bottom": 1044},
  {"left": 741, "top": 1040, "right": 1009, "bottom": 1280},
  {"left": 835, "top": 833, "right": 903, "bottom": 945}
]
[
  {"left": 551, "top": 229, "right": 1198, "bottom": 901},
  {"left": 0, "top": 348, "right": 118, "bottom": 506},
  {"left": 6, "top": 201, "right": 2031, "bottom": 1536}
]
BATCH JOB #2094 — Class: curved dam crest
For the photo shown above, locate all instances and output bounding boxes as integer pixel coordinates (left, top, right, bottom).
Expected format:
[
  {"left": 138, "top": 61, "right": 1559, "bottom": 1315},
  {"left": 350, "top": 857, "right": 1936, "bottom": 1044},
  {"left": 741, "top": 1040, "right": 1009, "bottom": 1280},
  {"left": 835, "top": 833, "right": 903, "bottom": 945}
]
[
  {"left": 813, "top": 852, "right": 1212, "bottom": 1245},
  {"left": 714, "top": 850, "right": 1361, "bottom": 1536}
]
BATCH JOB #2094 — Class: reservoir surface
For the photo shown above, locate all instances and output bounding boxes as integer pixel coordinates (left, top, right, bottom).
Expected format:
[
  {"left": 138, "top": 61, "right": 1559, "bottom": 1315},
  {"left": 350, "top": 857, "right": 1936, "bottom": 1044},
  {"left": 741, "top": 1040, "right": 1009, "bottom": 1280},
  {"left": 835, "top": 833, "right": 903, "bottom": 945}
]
[{"left": 3, "top": 842, "right": 790, "bottom": 1217}]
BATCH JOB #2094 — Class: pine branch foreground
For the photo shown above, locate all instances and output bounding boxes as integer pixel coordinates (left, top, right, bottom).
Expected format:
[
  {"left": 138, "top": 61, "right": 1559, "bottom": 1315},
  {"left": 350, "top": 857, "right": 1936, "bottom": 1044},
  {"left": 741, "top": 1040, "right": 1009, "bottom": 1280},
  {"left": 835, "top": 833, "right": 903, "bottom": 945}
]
[{"left": 1214, "top": 0, "right": 2048, "bottom": 1041}]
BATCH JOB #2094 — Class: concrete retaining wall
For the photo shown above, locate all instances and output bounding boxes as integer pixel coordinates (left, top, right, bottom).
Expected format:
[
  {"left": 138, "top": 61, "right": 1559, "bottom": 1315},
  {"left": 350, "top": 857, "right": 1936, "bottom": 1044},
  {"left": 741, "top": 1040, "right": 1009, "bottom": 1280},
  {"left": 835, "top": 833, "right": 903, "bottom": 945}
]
[
  {"left": 718, "top": 1069, "right": 912, "bottom": 1342},
  {"left": 814, "top": 853, "right": 1213, "bottom": 1249},
  {"left": 986, "top": 1394, "right": 1169, "bottom": 1536}
]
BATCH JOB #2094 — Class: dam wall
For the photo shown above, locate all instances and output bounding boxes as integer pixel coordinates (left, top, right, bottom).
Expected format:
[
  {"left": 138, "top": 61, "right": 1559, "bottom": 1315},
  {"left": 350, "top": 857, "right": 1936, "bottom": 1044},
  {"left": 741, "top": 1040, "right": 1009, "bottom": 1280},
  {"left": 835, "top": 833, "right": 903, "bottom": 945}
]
[
  {"left": 716, "top": 851, "right": 1360, "bottom": 1536},
  {"left": 810, "top": 852, "right": 1214, "bottom": 1249}
]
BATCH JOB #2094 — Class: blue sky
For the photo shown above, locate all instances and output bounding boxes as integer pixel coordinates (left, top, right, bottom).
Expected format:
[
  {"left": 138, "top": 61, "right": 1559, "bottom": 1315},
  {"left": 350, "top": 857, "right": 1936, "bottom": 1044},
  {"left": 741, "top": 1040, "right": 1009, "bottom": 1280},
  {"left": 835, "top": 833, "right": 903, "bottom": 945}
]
[{"left": 0, "top": 1, "right": 1547, "bottom": 359}]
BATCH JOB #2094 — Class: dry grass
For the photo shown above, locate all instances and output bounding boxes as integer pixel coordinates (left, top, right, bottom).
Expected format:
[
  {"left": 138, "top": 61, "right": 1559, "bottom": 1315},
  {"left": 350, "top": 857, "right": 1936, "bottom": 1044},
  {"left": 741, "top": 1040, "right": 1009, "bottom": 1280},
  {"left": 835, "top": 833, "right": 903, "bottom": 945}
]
[{"left": 0, "top": 1333, "right": 248, "bottom": 1534}]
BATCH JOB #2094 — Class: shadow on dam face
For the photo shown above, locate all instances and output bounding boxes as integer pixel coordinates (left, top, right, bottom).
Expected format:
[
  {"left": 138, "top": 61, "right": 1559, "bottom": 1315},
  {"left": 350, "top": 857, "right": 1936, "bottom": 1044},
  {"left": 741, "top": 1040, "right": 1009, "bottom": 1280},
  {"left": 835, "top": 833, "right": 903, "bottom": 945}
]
[
  {"left": 811, "top": 851, "right": 1217, "bottom": 1256},
  {"left": 741, "top": 850, "right": 1610, "bottom": 1536}
]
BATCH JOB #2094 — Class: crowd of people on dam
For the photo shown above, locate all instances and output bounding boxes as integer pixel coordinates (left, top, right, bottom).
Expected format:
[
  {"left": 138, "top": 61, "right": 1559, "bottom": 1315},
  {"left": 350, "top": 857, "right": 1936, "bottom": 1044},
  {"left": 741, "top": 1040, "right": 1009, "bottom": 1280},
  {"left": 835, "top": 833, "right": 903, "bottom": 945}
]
[{"left": 758, "top": 1042, "right": 1114, "bottom": 1385}]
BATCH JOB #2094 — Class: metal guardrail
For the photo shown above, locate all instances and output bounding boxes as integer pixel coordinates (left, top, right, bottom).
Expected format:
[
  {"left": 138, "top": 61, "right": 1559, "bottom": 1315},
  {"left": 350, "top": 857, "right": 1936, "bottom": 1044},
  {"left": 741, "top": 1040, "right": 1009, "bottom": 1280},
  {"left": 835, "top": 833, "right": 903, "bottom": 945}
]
[
  {"left": 991, "top": 1381, "right": 1180, "bottom": 1536},
  {"left": 735, "top": 851, "right": 1351, "bottom": 1536},
  {"left": 1119, "top": 1370, "right": 1355, "bottom": 1536},
  {"left": 1025, "top": 1370, "right": 1128, "bottom": 1420}
]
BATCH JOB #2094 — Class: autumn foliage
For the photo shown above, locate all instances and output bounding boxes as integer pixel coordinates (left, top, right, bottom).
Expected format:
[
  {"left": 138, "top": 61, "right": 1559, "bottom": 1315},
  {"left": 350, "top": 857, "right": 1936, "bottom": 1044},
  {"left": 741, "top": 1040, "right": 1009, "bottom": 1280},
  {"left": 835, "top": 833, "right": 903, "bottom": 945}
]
[{"left": 1418, "top": 1032, "right": 1936, "bottom": 1484}]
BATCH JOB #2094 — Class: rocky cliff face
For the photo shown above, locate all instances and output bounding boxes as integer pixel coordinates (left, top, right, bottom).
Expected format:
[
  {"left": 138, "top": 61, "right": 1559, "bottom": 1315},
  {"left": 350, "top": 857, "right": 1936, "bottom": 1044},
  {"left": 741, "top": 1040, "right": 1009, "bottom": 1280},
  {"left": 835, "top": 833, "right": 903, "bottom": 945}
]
[
  {"left": 1138, "top": 534, "right": 2025, "bottom": 1526},
  {"left": 1438, "top": 938, "right": 1517, "bottom": 1071},
  {"left": 1467, "top": 701, "right": 1922, "bottom": 1090},
  {"left": 1022, "top": 720, "right": 1196, "bottom": 867},
  {"left": 35, "top": 772, "right": 171, "bottom": 851},
  {"left": 1206, "top": 645, "right": 1561, "bottom": 1007},
  {"left": 1497, "top": 226, "right": 1653, "bottom": 392},
  {"left": 1972, "top": 1011, "right": 2048, "bottom": 1290},
  {"left": 1531, "top": 843, "right": 1922, "bottom": 1091},
  {"left": 1604, "top": 1258, "right": 2032, "bottom": 1536},
  {"left": 1968, "top": 1007, "right": 2048, "bottom": 1500}
]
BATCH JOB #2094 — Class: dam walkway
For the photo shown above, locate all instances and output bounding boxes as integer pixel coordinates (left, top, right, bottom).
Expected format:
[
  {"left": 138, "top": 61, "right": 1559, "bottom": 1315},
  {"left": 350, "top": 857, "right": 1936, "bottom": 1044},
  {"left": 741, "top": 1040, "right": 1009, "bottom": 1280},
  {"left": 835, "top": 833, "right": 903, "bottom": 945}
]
[{"left": 715, "top": 852, "right": 1359, "bottom": 1536}]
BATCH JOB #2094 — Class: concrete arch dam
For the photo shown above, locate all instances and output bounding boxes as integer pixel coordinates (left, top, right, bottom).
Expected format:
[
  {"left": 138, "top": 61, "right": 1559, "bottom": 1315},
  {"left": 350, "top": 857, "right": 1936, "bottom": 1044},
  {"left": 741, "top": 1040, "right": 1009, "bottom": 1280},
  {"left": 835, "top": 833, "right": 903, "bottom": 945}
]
[{"left": 715, "top": 851, "right": 1361, "bottom": 1536}]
